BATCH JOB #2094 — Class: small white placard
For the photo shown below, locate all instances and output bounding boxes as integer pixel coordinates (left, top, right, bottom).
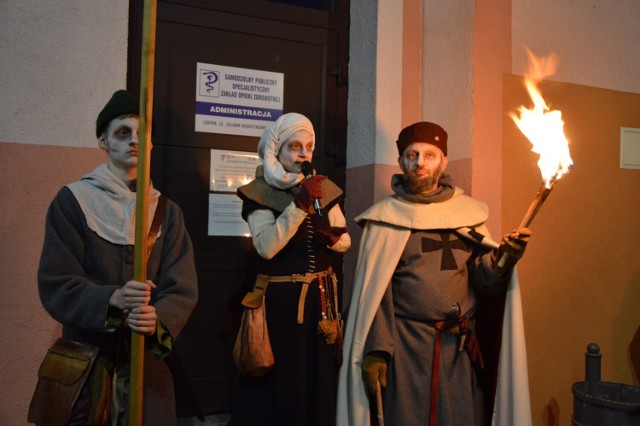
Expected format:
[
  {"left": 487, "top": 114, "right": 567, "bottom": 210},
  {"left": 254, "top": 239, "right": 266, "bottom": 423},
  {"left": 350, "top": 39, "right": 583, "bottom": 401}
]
[
  {"left": 209, "top": 149, "right": 260, "bottom": 193},
  {"left": 620, "top": 127, "right": 640, "bottom": 170},
  {"left": 208, "top": 193, "right": 251, "bottom": 237}
]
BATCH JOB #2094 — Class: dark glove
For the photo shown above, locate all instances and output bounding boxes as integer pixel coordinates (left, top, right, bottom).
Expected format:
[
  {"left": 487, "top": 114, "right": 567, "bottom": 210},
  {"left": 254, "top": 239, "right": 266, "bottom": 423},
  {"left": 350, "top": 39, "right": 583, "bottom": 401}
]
[
  {"left": 294, "top": 175, "right": 326, "bottom": 211},
  {"left": 315, "top": 226, "right": 348, "bottom": 247},
  {"left": 361, "top": 351, "right": 388, "bottom": 397},
  {"left": 495, "top": 227, "right": 532, "bottom": 272}
]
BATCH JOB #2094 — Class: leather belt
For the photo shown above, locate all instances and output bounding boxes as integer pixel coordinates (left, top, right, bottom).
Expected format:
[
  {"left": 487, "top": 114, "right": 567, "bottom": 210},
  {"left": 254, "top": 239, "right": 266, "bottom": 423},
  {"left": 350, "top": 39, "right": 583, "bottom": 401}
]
[
  {"left": 261, "top": 268, "right": 333, "bottom": 284},
  {"left": 242, "top": 268, "right": 334, "bottom": 324},
  {"left": 429, "top": 305, "right": 482, "bottom": 426}
]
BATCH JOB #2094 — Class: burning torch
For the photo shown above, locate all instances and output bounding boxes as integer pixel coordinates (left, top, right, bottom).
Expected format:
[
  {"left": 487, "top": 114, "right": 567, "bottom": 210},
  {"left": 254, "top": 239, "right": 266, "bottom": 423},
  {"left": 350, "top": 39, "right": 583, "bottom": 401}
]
[{"left": 498, "top": 49, "right": 574, "bottom": 268}]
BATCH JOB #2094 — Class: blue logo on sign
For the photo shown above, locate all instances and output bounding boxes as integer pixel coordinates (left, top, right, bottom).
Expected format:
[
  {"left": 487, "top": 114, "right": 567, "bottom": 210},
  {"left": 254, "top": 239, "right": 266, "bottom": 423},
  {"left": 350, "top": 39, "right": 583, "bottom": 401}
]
[{"left": 199, "top": 70, "right": 220, "bottom": 97}]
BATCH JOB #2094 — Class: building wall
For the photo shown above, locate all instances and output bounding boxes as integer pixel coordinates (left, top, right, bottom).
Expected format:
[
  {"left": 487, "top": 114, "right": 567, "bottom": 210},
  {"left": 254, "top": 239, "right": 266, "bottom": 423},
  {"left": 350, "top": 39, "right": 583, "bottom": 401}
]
[
  {"left": 503, "top": 75, "right": 640, "bottom": 425},
  {"left": 472, "top": 0, "right": 511, "bottom": 235},
  {"left": 512, "top": 0, "right": 640, "bottom": 94},
  {"left": 1, "top": 0, "right": 639, "bottom": 424},
  {"left": 508, "top": 1, "right": 640, "bottom": 423},
  {"left": 0, "top": 2, "right": 128, "bottom": 424},
  {"left": 0, "top": 1, "right": 128, "bottom": 147}
]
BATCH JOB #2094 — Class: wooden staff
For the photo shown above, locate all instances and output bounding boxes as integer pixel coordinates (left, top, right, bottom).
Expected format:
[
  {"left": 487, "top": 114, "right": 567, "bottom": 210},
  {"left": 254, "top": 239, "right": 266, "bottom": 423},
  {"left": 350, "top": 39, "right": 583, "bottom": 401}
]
[
  {"left": 130, "top": 0, "right": 157, "bottom": 424},
  {"left": 376, "top": 379, "right": 385, "bottom": 426}
]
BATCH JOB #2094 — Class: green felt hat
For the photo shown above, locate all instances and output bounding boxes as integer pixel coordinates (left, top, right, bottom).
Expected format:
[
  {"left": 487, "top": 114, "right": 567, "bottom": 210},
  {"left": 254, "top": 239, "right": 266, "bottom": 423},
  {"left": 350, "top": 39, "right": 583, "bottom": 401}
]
[{"left": 96, "top": 90, "right": 139, "bottom": 137}]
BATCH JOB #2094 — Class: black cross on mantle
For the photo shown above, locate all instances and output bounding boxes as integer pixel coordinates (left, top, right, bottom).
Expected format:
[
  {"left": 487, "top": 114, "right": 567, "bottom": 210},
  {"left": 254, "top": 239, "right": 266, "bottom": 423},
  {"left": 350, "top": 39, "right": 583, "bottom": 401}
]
[{"left": 421, "top": 231, "right": 470, "bottom": 271}]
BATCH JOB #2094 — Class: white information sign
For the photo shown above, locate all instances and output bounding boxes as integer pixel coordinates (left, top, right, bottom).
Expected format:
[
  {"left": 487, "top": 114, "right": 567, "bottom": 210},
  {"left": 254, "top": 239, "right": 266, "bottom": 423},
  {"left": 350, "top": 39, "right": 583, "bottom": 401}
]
[
  {"left": 209, "top": 149, "right": 260, "bottom": 193},
  {"left": 196, "top": 62, "right": 284, "bottom": 137},
  {"left": 208, "top": 194, "right": 250, "bottom": 237},
  {"left": 208, "top": 149, "right": 260, "bottom": 237}
]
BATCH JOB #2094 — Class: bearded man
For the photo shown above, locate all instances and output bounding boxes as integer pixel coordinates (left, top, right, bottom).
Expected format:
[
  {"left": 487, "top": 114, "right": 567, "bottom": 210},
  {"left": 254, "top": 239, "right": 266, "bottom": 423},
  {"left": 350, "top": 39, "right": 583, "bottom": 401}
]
[{"left": 337, "top": 122, "right": 533, "bottom": 426}]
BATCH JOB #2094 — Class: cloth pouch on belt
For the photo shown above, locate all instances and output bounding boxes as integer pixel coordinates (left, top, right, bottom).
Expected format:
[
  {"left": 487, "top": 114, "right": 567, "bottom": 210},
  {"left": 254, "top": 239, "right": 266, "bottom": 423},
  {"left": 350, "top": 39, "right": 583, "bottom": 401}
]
[
  {"left": 28, "top": 338, "right": 99, "bottom": 426},
  {"left": 233, "top": 276, "right": 275, "bottom": 378}
]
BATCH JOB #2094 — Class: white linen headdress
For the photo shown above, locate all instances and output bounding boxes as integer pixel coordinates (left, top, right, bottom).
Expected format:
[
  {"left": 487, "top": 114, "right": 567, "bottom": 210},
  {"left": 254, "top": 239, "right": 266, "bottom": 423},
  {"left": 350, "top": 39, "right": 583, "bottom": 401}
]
[{"left": 257, "top": 112, "right": 315, "bottom": 189}]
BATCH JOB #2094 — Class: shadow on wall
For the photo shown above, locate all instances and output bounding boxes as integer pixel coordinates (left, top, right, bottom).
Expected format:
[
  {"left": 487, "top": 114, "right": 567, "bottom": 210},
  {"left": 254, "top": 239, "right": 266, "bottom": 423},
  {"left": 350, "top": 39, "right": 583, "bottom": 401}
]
[
  {"left": 544, "top": 397, "right": 560, "bottom": 426},
  {"left": 631, "top": 325, "right": 640, "bottom": 385}
]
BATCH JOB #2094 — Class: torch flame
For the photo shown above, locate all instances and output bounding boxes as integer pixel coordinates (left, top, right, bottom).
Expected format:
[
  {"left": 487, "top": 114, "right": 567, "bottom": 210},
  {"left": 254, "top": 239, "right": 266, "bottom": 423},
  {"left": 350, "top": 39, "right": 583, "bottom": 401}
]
[{"left": 511, "top": 49, "right": 573, "bottom": 187}]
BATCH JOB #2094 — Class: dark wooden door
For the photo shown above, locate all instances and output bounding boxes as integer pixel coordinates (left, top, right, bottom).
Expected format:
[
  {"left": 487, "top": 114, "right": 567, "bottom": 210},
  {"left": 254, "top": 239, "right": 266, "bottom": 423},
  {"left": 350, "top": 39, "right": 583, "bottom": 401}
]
[{"left": 128, "top": 0, "right": 349, "bottom": 416}]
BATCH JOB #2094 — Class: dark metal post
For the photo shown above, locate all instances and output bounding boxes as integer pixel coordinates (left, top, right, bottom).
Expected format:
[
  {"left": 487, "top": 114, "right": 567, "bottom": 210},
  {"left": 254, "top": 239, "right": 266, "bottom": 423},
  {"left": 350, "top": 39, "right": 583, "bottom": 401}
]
[{"left": 585, "top": 342, "right": 602, "bottom": 381}]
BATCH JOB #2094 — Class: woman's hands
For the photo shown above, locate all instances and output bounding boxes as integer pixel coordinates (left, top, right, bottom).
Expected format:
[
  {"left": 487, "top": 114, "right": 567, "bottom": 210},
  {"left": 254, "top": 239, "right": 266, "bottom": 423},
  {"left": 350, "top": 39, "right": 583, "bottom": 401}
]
[
  {"left": 315, "top": 226, "right": 349, "bottom": 247},
  {"left": 294, "top": 175, "right": 326, "bottom": 211}
]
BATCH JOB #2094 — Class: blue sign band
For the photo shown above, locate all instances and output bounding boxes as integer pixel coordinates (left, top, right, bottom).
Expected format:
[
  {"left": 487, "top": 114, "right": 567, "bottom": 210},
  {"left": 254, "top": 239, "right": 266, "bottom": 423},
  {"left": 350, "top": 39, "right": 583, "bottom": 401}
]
[{"left": 196, "top": 102, "right": 282, "bottom": 122}]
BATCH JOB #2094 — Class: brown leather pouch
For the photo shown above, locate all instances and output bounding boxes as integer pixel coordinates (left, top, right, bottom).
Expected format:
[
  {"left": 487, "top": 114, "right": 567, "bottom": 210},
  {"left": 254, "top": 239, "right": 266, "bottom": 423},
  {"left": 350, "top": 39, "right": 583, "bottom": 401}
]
[{"left": 28, "top": 338, "right": 99, "bottom": 426}]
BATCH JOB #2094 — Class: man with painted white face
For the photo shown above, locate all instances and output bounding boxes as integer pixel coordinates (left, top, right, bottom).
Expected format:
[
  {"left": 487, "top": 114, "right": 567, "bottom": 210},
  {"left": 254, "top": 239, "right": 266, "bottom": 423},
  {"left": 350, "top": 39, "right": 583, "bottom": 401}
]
[
  {"left": 231, "top": 112, "right": 351, "bottom": 425},
  {"left": 337, "top": 122, "right": 532, "bottom": 426},
  {"left": 36, "top": 90, "right": 198, "bottom": 425}
]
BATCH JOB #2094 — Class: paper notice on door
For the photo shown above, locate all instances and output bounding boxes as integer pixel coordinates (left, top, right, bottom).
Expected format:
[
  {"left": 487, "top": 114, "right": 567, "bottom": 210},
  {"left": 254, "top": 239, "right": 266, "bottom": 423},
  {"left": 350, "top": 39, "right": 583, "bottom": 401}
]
[
  {"left": 195, "top": 62, "right": 284, "bottom": 137},
  {"left": 209, "top": 149, "right": 260, "bottom": 193},
  {"left": 207, "top": 149, "right": 260, "bottom": 237},
  {"left": 208, "top": 193, "right": 251, "bottom": 237}
]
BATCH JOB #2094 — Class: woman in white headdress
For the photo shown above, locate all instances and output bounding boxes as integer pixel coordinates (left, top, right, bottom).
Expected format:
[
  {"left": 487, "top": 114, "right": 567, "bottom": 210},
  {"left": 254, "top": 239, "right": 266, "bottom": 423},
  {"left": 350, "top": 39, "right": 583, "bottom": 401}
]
[{"left": 231, "top": 113, "right": 351, "bottom": 425}]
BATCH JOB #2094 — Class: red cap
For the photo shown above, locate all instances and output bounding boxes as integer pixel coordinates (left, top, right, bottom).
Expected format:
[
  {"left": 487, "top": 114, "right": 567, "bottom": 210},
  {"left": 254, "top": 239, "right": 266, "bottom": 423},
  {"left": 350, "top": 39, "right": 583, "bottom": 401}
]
[{"left": 396, "top": 122, "right": 448, "bottom": 156}]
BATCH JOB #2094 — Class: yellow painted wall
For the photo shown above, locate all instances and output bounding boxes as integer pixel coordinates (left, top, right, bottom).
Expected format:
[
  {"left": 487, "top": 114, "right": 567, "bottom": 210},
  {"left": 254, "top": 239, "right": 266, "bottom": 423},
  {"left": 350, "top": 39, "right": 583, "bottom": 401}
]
[{"left": 502, "top": 74, "right": 640, "bottom": 425}]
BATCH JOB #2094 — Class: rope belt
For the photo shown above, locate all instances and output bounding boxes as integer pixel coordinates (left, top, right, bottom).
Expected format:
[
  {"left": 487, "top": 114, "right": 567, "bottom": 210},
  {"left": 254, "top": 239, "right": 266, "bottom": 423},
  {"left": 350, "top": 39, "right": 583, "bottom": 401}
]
[
  {"left": 242, "top": 268, "right": 335, "bottom": 324},
  {"left": 428, "top": 314, "right": 483, "bottom": 426}
]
